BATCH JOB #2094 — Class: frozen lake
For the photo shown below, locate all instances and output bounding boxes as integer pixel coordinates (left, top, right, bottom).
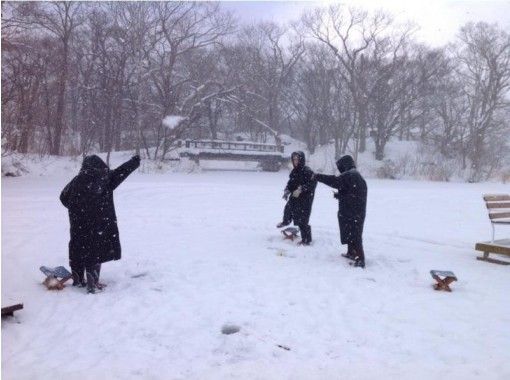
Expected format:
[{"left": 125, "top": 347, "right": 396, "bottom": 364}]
[{"left": 2, "top": 171, "right": 509, "bottom": 379}]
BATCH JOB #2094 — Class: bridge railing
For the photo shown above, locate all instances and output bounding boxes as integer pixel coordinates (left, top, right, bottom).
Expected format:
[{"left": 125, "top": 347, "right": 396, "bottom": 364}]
[{"left": 179, "top": 139, "right": 284, "bottom": 154}]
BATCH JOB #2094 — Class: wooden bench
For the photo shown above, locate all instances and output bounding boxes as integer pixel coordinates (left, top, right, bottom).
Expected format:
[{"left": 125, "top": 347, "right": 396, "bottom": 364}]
[
  {"left": 475, "top": 239, "right": 510, "bottom": 265},
  {"left": 483, "top": 194, "right": 510, "bottom": 241},
  {"left": 1, "top": 303, "right": 23, "bottom": 317},
  {"left": 475, "top": 194, "right": 510, "bottom": 265}
]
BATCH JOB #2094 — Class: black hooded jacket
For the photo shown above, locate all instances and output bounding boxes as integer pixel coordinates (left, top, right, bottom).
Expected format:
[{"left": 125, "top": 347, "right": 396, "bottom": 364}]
[
  {"left": 315, "top": 155, "right": 367, "bottom": 245},
  {"left": 285, "top": 151, "right": 317, "bottom": 226},
  {"left": 60, "top": 155, "right": 140, "bottom": 267}
]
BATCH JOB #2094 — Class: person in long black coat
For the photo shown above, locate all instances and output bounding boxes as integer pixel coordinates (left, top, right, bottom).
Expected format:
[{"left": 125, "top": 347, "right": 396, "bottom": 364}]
[
  {"left": 314, "top": 155, "right": 367, "bottom": 267},
  {"left": 277, "top": 151, "right": 317, "bottom": 245},
  {"left": 60, "top": 154, "right": 140, "bottom": 293}
]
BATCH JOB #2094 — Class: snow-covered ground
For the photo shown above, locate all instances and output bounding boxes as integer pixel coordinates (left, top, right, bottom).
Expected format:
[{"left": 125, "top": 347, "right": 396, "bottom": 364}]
[{"left": 2, "top": 170, "right": 510, "bottom": 380}]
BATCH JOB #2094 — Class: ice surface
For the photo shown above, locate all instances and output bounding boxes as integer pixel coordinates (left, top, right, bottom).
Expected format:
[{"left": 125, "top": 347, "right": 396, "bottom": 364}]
[{"left": 2, "top": 171, "right": 510, "bottom": 379}]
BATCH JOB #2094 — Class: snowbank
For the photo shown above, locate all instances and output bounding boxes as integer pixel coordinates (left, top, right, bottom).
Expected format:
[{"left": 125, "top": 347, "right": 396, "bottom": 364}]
[
  {"left": 309, "top": 139, "right": 509, "bottom": 183},
  {"left": 1, "top": 151, "right": 192, "bottom": 177},
  {"left": 2, "top": 136, "right": 508, "bottom": 182},
  {"left": 1, "top": 153, "right": 82, "bottom": 178}
]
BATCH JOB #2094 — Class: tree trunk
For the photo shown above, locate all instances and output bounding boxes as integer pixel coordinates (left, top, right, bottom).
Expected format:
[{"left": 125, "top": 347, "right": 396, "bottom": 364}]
[
  {"left": 51, "top": 40, "right": 69, "bottom": 156},
  {"left": 375, "top": 141, "right": 385, "bottom": 161},
  {"left": 358, "top": 106, "right": 367, "bottom": 153}
]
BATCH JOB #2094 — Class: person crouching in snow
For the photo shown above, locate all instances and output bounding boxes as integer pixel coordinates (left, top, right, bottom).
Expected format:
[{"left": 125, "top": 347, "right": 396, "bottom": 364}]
[
  {"left": 60, "top": 154, "right": 141, "bottom": 293},
  {"left": 314, "top": 155, "right": 367, "bottom": 268},
  {"left": 277, "top": 151, "right": 317, "bottom": 245}
]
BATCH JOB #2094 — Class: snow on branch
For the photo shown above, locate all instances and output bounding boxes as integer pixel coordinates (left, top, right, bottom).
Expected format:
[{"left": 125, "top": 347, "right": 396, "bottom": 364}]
[{"left": 162, "top": 115, "right": 187, "bottom": 130}]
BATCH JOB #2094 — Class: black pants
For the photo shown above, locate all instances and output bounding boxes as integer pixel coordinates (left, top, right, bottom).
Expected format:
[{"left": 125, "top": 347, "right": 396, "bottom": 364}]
[
  {"left": 284, "top": 200, "right": 312, "bottom": 244},
  {"left": 282, "top": 201, "right": 292, "bottom": 224},
  {"left": 298, "top": 224, "right": 312, "bottom": 244}
]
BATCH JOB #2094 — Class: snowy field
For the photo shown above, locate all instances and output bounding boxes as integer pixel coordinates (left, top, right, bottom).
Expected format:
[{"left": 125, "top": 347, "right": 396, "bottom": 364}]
[{"left": 2, "top": 170, "right": 510, "bottom": 380}]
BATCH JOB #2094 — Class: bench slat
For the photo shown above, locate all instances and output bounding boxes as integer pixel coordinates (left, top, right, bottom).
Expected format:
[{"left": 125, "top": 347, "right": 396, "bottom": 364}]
[
  {"left": 489, "top": 212, "right": 510, "bottom": 219},
  {"left": 475, "top": 241, "right": 510, "bottom": 256},
  {"left": 484, "top": 194, "right": 510, "bottom": 202},
  {"left": 486, "top": 202, "right": 510, "bottom": 209}
]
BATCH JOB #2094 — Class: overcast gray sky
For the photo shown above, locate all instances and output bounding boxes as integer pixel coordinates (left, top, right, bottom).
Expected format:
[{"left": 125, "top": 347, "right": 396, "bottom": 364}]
[{"left": 221, "top": 0, "right": 510, "bottom": 46}]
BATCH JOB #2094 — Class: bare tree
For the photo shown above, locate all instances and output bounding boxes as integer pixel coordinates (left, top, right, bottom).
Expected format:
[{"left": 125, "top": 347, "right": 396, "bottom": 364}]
[
  {"left": 147, "top": 1, "right": 235, "bottom": 159},
  {"left": 227, "top": 22, "right": 304, "bottom": 143},
  {"left": 8, "top": 1, "right": 84, "bottom": 155},
  {"left": 456, "top": 22, "right": 510, "bottom": 180},
  {"left": 302, "top": 5, "right": 394, "bottom": 160},
  {"left": 110, "top": 2, "right": 160, "bottom": 156}
]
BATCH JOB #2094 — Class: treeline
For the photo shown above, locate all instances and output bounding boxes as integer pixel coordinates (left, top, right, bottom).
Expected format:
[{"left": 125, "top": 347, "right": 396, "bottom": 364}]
[{"left": 2, "top": 2, "right": 509, "bottom": 180}]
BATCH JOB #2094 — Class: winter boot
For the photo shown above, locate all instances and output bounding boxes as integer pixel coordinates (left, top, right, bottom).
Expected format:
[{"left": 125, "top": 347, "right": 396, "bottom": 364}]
[
  {"left": 350, "top": 244, "right": 366, "bottom": 268},
  {"left": 351, "top": 257, "right": 366, "bottom": 268},
  {"left": 85, "top": 264, "right": 101, "bottom": 294},
  {"left": 341, "top": 244, "right": 357, "bottom": 260},
  {"left": 71, "top": 262, "right": 85, "bottom": 287}
]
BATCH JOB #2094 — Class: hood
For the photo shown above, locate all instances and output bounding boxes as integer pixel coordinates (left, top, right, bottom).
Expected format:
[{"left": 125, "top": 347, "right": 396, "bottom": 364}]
[
  {"left": 336, "top": 155, "right": 356, "bottom": 173},
  {"left": 81, "top": 155, "right": 109, "bottom": 176},
  {"left": 291, "top": 151, "right": 306, "bottom": 169}
]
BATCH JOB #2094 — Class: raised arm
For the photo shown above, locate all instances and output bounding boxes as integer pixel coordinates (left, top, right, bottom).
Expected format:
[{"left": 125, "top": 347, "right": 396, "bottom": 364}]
[{"left": 108, "top": 156, "right": 141, "bottom": 191}]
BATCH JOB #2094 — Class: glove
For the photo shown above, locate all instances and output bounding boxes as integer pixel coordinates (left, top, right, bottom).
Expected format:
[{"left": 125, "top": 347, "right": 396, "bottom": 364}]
[
  {"left": 132, "top": 155, "right": 141, "bottom": 165},
  {"left": 292, "top": 186, "right": 302, "bottom": 198},
  {"left": 283, "top": 189, "right": 291, "bottom": 201},
  {"left": 333, "top": 191, "right": 339, "bottom": 199}
]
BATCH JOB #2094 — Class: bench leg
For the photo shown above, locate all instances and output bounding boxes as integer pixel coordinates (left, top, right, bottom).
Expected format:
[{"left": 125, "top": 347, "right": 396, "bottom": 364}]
[
  {"left": 476, "top": 253, "right": 510, "bottom": 265},
  {"left": 476, "top": 251, "right": 490, "bottom": 262}
]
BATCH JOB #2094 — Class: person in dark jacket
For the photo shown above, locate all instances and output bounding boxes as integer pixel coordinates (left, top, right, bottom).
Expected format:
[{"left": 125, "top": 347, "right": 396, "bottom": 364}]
[
  {"left": 314, "top": 155, "right": 367, "bottom": 268},
  {"left": 277, "top": 151, "right": 317, "bottom": 245},
  {"left": 60, "top": 154, "right": 140, "bottom": 293}
]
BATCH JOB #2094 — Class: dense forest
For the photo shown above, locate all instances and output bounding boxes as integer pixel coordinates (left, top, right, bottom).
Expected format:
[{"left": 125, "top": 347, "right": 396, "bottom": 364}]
[{"left": 2, "top": 2, "right": 509, "bottom": 181}]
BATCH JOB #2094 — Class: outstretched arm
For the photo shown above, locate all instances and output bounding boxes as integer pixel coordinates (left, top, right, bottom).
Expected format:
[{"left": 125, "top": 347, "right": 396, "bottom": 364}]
[
  {"left": 315, "top": 174, "right": 342, "bottom": 189},
  {"left": 108, "top": 155, "right": 141, "bottom": 191}
]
